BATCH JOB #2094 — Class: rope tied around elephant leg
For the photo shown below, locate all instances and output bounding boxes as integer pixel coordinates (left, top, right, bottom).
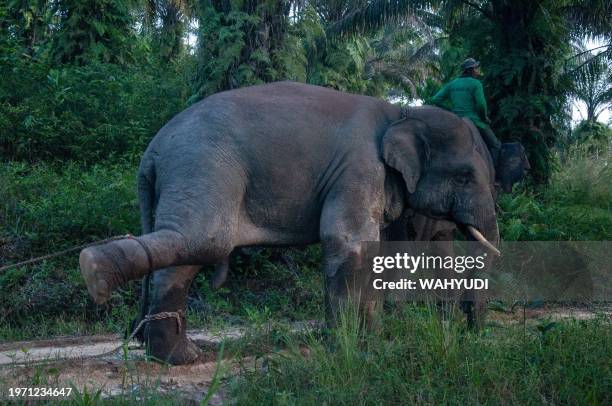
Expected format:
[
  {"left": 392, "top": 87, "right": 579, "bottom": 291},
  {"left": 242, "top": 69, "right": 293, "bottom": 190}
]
[
  {"left": 127, "top": 234, "right": 154, "bottom": 272},
  {"left": 128, "top": 310, "right": 184, "bottom": 341}
]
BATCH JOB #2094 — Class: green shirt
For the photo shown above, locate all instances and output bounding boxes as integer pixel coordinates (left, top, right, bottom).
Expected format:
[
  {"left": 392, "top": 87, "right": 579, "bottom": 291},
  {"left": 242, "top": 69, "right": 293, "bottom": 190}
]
[{"left": 430, "top": 76, "right": 489, "bottom": 129}]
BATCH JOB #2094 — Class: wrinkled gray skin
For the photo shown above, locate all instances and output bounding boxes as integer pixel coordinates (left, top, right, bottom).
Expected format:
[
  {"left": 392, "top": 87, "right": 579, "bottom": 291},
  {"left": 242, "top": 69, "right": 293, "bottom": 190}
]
[
  {"left": 80, "top": 82, "right": 501, "bottom": 364},
  {"left": 209, "top": 129, "right": 530, "bottom": 285},
  {"left": 207, "top": 122, "right": 530, "bottom": 326},
  {"left": 382, "top": 132, "right": 529, "bottom": 327}
]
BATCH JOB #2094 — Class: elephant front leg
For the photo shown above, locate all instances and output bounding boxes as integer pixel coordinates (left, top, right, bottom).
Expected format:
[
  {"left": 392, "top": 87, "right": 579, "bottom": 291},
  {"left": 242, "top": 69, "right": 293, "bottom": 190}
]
[
  {"left": 320, "top": 198, "right": 382, "bottom": 328},
  {"left": 461, "top": 291, "right": 487, "bottom": 330},
  {"left": 143, "top": 265, "right": 202, "bottom": 364}
]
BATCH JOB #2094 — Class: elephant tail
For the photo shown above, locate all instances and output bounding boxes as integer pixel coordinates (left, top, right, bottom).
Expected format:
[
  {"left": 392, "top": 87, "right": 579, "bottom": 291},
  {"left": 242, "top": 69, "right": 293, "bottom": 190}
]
[
  {"left": 138, "top": 157, "right": 156, "bottom": 235},
  {"left": 134, "top": 156, "right": 157, "bottom": 339}
]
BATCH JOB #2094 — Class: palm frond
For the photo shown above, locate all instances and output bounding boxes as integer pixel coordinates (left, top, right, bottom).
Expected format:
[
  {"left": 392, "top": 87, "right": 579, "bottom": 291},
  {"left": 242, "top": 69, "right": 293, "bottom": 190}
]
[
  {"left": 325, "top": 0, "right": 436, "bottom": 38},
  {"left": 563, "top": 0, "right": 612, "bottom": 39}
]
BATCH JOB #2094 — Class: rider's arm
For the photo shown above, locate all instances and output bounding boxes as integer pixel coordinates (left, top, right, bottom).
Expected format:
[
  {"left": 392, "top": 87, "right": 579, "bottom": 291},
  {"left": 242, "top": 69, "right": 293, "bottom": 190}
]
[
  {"left": 474, "top": 81, "right": 490, "bottom": 123},
  {"left": 430, "top": 83, "right": 450, "bottom": 107}
]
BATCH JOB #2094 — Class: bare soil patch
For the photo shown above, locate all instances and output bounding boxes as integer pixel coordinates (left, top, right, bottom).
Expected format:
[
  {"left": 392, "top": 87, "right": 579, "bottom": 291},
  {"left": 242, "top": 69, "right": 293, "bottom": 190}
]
[{"left": 1, "top": 308, "right": 608, "bottom": 402}]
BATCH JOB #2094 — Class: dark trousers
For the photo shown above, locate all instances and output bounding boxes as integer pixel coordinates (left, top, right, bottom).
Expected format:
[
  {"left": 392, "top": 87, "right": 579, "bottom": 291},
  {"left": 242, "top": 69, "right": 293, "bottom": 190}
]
[{"left": 477, "top": 126, "right": 501, "bottom": 166}]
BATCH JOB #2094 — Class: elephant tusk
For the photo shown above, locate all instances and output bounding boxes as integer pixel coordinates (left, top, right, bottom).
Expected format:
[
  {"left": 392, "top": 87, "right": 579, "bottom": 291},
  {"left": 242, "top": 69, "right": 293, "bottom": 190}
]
[{"left": 467, "top": 225, "right": 501, "bottom": 256}]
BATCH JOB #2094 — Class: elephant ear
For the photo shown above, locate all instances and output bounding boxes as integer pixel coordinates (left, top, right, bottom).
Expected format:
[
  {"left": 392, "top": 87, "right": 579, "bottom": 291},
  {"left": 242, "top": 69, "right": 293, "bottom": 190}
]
[{"left": 382, "top": 120, "right": 426, "bottom": 194}]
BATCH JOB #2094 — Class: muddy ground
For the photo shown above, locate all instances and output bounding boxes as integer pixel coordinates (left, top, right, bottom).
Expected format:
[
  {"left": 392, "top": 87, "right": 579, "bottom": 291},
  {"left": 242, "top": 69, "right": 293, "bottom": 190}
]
[
  {"left": 0, "top": 322, "right": 320, "bottom": 403},
  {"left": 0, "top": 307, "right": 609, "bottom": 403}
]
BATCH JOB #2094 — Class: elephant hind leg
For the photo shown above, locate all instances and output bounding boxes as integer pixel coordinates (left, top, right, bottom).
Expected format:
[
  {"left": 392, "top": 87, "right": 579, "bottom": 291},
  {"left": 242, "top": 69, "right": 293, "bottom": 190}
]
[
  {"left": 80, "top": 228, "right": 233, "bottom": 304},
  {"left": 143, "top": 265, "right": 202, "bottom": 365}
]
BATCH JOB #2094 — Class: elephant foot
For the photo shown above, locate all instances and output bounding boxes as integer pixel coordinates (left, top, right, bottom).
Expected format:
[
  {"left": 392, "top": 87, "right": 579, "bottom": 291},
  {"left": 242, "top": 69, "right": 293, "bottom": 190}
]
[
  {"left": 150, "top": 335, "right": 202, "bottom": 365},
  {"left": 80, "top": 246, "right": 120, "bottom": 304},
  {"left": 80, "top": 239, "right": 150, "bottom": 304},
  {"left": 144, "top": 315, "right": 202, "bottom": 365}
]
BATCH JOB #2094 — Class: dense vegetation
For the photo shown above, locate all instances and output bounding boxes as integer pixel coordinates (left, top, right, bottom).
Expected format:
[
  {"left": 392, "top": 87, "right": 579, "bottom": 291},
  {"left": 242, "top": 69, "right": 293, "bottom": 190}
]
[
  {"left": 0, "top": 0, "right": 610, "bottom": 402},
  {"left": 231, "top": 305, "right": 612, "bottom": 404}
]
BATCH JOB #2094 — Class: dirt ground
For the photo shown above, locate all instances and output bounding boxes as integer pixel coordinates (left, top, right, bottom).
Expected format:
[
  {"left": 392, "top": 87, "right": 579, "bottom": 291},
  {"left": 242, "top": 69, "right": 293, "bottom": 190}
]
[
  {"left": 0, "top": 307, "right": 609, "bottom": 402},
  {"left": 3, "top": 355, "right": 235, "bottom": 403},
  {"left": 0, "top": 322, "right": 317, "bottom": 403}
]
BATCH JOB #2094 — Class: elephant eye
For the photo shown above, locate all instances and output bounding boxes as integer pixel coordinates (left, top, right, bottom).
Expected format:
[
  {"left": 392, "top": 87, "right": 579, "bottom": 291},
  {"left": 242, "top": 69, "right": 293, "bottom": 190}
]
[{"left": 453, "top": 171, "right": 472, "bottom": 185}]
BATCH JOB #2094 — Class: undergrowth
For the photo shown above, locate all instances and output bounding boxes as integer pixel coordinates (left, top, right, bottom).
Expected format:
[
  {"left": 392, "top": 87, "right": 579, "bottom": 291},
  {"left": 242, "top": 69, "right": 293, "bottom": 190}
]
[
  {"left": 498, "top": 139, "right": 611, "bottom": 240},
  {"left": 231, "top": 303, "right": 612, "bottom": 405}
]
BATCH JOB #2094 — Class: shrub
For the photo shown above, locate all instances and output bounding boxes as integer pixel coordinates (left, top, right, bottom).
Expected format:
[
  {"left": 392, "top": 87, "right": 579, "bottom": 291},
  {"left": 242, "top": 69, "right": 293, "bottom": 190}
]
[
  {"left": 0, "top": 161, "right": 141, "bottom": 339},
  {"left": 0, "top": 58, "right": 194, "bottom": 163},
  {"left": 498, "top": 138, "right": 611, "bottom": 241},
  {"left": 0, "top": 161, "right": 139, "bottom": 254},
  {"left": 571, "top": 120, "right": 612, "bottom": 144}
]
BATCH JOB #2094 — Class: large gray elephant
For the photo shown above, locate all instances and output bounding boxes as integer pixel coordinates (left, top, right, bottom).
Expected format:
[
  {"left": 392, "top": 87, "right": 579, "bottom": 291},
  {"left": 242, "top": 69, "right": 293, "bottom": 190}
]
[
  {"left": 79, "top": 81, "right": 502, "bottom": 364},
  {"left": 208, "top": 121, "right": 529, "bottom": 326}
]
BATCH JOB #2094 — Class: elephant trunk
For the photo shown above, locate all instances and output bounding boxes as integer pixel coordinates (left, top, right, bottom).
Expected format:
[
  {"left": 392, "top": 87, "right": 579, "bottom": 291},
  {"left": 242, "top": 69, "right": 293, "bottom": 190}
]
[
  {"left": 459, "top": 211, "right": 500, "bottom": 329},
  {"left": 80, "top": 230, "right": 192, "bottom": 304},
  {"left": 453, "top": 188, "right": 500, "bottom": 257}
]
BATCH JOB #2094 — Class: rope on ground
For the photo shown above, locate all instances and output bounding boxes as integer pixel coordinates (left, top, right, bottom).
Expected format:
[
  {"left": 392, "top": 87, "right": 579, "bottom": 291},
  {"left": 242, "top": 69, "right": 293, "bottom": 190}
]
[
  {"left": 0, "top": 234, "right": 132, "bottom": 272},
  {"left": 0, "top": 310, "right": 184, "bottom": 368}
]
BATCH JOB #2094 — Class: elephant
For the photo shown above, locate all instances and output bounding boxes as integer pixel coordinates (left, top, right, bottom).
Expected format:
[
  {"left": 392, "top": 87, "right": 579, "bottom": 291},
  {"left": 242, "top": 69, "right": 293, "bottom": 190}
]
[
  {"left": 203, "top": 122, "right": 530, "bottom": 322},
  {"left": 79, "top": 81, "right": 501, "bottom": 364},
  {"left": 383, "top": 130, "right": 529, "bottom": 326},
  {"left": 204, "top": 126, "right": 530, "bottom": 325}
]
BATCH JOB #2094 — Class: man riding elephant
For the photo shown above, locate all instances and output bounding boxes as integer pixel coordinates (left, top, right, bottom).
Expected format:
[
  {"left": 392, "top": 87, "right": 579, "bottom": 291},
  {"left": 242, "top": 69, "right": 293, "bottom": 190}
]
[{"left": 429, "top": 58, "right": 502, "bottom": 167}]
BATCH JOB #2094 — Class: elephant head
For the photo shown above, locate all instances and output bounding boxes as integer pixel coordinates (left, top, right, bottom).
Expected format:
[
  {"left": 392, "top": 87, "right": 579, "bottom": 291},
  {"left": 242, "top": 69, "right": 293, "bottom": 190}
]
[
  {"left": 497, "top": 142, "right": 530, "bottom": 193},
  {"left": 382, "top": 108, "right": 499, "bottom": 253}
]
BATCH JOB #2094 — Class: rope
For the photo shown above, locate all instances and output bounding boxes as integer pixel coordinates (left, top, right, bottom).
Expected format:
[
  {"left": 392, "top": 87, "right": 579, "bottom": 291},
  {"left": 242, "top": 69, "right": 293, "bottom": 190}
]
[
  {"left": 128, "top": 310, "right": 183, "bottom": 340},
  {"left": 0, "top": 235, "right": 186, "bottom": 366},
  {"left": 0, "top": 234, "right": 132, "bottom": 272},
  {"left": 129, "top": 235, "right": 154, "bottom": 272},
  {"left": 0, "top": 310, "right": 184, "bottom": 368}
]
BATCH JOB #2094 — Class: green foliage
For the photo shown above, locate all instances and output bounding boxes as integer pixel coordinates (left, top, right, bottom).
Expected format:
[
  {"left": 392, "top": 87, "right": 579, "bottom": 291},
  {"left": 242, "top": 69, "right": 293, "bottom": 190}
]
[
  {"left": 0, "top": 57, "right": 194, "bottom": 163},
  {"left": 0, "top": 162, "right": 139, "bottom": 249},
  {"left": 567, "top": 47, "right": 611, "bottom": 123},
  {"left": 498, "top": 138, "right": 611, "bottom": 241},
  {"left": 191, "top": 3, "right": 404, "bottom": 102},
  {"left": 50, "top": 0, "right": 136, "bottom": 65},
  {"left": 142, "top": 0, "right": 195, "bottom": 62},
  {"left": 0, "top": 162, "right": 141, "bottom": 338},
  {"left": 1, "top": 0, "right": 56, "bottom": 58},
  {"left": 192, "top": 1, "right": 293, "bottom": 100},
  {"left": 287, "top": 7, "right": 388, "bottom": 96},
  {"left": 571, "top": 120, "right": 612, "bottom": 143},
  {"left": 231, "top": 304, "right": 612, "bottom": 404}
]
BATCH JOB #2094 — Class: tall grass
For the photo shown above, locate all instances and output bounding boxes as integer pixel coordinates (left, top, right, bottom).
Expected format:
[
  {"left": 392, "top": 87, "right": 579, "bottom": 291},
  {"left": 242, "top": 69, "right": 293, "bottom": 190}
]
[
  {"left": 498, "top": 139, "right": 611, "bottom": 241},
  {"left": 231, "top": 304, "right": 612, "bottom": 404},
  {"left": 549, "top": 140, "right": 611, "bottom": 209}
]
